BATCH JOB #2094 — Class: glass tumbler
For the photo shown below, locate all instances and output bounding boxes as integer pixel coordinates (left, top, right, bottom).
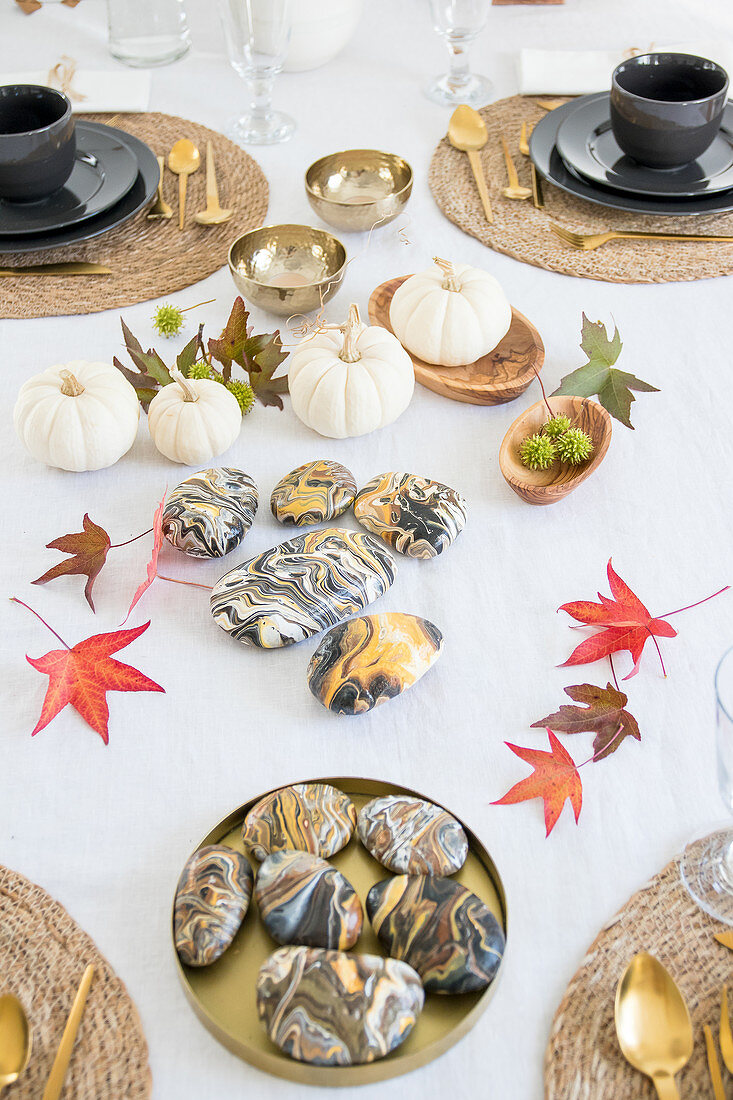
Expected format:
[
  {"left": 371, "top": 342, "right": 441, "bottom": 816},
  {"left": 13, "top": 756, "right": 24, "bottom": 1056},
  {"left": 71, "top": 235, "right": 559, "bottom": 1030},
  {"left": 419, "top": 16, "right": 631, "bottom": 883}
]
[
  {"left": 425, "top": 0, "right": 492, "bottom": 107},
  {"left": 107, "top": 0, "right": 190, "bottom": 68},
  {"left": 218, "top": 0, "right": 294, "bottom": 146},
  {"left": 680, "top": 645, "right": 733, "bottom": 923}
]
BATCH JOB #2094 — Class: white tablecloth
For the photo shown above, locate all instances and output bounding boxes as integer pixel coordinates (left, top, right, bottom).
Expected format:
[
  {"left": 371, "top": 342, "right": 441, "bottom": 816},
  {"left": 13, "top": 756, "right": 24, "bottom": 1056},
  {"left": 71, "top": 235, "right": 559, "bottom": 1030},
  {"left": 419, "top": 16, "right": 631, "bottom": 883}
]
[{"left": 2, "top": 1, "right": 733, "bottom": 1096}]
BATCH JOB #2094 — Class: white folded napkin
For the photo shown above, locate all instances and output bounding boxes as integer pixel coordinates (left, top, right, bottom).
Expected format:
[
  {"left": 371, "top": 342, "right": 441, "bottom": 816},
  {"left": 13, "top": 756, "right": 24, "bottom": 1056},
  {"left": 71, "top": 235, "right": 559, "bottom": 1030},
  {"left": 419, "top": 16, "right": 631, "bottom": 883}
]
[
  {"left": 518, "top": 42, "right": 733, "bottom": 96},
  {"left": 0, "top": 68, "right": 151, "bottom": 113}
]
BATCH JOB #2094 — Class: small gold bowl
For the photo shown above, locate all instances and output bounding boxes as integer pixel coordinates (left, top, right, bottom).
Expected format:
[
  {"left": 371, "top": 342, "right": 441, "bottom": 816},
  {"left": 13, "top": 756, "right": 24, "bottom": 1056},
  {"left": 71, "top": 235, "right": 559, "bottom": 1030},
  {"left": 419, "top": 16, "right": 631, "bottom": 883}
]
[
  {"left": 228, "top": 224, "right": 347, "bottom": 317},
  {"left": 305, "top": 149, "right": 413, "bottom": 232}
]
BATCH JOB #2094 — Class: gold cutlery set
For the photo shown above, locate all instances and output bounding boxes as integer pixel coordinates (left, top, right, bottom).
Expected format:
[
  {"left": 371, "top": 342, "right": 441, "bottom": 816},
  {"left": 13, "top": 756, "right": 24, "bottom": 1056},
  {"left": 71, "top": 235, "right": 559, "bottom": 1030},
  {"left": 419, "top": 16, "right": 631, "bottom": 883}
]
[{"left": 157, "top": 139, "right": 233, "bottom": 230}]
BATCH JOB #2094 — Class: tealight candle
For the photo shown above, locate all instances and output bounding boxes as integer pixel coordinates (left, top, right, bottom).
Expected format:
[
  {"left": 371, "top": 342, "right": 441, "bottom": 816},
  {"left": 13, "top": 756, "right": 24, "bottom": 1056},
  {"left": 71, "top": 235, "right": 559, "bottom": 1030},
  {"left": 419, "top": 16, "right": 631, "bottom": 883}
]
[{"left": 269, "top": 272, "right": 311, "bottom": 288}]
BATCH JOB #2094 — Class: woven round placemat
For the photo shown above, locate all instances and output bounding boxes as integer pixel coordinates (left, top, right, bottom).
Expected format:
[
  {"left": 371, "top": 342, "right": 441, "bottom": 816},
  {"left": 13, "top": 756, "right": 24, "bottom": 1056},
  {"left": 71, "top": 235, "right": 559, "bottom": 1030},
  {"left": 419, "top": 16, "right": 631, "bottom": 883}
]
[
  {"left": 1, "top": 112, "right": 269, "bottom": 319},
  {"left": 429, "top": 96, "right": 733, "bottom": 283},
  {"left": 544, "top": 853, "right": 730, "bottom": 1098},
  {"left": 0, "top": 864, "right": 151, "bottom": 1097}
]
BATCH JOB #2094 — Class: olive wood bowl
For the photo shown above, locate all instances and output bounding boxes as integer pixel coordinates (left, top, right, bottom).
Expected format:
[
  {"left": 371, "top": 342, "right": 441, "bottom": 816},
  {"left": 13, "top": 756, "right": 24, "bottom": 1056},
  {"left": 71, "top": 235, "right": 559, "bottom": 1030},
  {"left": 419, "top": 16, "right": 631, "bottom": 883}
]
[{"left": 499, "top": 396, "right": 612, "bottom": 505}]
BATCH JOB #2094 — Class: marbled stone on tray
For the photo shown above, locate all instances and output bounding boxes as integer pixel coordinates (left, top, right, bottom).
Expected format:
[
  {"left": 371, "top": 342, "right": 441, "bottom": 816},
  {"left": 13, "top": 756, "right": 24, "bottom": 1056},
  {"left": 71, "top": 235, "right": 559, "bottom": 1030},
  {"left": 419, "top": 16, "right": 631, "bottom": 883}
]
[
  {"left": 307, "top": 613, "right": 443, "bottom": 715},
  {"left": 209, "top": 527, "right": 396, "bottom": 648},
  {"left": 242, "top": 782, "right": 357, "bottom": 861},
  {"left": 354, "top": 471, "right": 467, "bottom": 558},
  {"left": 366, "top": 874, "right": 504, "bottom": 994},
  {"left": 357, "top": 794, "right": 467, "bottom": 875},
  {"left": 174, "top": 844, "right": 253, "bottom": 967},
  {"left": 255, "top": 850, "right": 363, "bottom": 949},
  {"left": 162, "top": 467, "right": 258, "bottom": 558},
  {"left": 270, "top": 459, "right": 357, "bottom": 527},
  {"left": 256, "top": 945, "right": 424, "bottom": 1066}
]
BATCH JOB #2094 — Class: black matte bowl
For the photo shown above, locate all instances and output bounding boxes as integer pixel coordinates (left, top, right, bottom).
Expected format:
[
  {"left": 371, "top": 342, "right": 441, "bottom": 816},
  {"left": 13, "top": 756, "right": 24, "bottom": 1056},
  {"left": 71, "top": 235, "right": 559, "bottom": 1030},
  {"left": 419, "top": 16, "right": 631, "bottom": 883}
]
[{"left": 0, "top": 84, "right": 76, "bottom": 202}]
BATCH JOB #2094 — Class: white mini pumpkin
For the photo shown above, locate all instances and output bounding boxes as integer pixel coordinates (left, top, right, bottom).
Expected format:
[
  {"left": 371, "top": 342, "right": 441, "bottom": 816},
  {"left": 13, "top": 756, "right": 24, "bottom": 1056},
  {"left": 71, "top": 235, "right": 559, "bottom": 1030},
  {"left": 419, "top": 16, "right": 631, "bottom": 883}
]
[
  {"left": 389, "top": 257, "right": 512, "bottom": 367},
  {"left": 14, "top": 360, "right": 140, "bottom": 472},
  {"left": 147, "top": 368, "right": 241, "bottom": 465},
  {"left": 289, "top": 304, "right": 414, "bottom": 439}
]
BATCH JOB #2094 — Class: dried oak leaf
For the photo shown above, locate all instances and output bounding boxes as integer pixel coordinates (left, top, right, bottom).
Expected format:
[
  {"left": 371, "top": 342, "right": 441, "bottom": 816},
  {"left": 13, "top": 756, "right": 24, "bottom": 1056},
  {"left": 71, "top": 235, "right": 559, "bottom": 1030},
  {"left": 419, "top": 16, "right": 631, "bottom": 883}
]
[
  {"left": 208, "top": 296, "right": 288, "bottom": 407},
  {"left": 531, "top": 682, "right": 641, "bottom": 762},
  {"left": 32, "top": 514, "right": 111, "bottom": 612},
  {"left": 492, "top": 730, "right": 583, "bottom": 837}
]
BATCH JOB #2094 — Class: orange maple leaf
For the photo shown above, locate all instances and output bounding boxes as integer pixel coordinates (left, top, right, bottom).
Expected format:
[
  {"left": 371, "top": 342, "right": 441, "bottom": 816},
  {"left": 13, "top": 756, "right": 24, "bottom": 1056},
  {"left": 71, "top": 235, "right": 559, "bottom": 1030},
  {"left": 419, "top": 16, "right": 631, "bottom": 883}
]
[
  {"left": 124, "top": 492, "right": 166, "bottom": 623},
  {"left": 492, "top": 730, "right": 583, "bottom": 837}
]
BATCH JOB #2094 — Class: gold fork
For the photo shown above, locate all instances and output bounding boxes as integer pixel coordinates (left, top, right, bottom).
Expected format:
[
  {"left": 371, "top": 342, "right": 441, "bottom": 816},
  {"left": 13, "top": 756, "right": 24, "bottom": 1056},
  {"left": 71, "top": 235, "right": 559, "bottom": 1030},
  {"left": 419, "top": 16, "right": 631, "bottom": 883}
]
[
  {"left": 550, "top": 222, "right": 733, "bottom": 250},
  {"left": 720, "top": 986, "right": 733, "bottom": 1073},
  {"left": 705, "top": 1025, "right": 726, "bottom": 1100}
]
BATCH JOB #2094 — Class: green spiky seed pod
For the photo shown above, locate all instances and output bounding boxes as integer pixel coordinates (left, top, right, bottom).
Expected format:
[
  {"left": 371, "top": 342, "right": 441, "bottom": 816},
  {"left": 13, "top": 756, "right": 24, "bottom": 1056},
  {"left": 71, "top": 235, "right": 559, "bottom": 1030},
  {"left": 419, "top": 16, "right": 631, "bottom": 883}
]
[
  {"left": 543, "top": 414, "right": 572, "bottom": 439},
  {"left": 519, "top": 433, "right": 557, "bottom": 470},
  {"left": 555, "top": 427, "right": 594, "bottom": 465},
  {"left": 152, "top": 303, "right": 185, "bottom": 338},
  {"left": 224, "top": 378, "right": 255, "bottom": 415},
  {"left": 188, "top": 361, "right": 211, "bottom": 380}
]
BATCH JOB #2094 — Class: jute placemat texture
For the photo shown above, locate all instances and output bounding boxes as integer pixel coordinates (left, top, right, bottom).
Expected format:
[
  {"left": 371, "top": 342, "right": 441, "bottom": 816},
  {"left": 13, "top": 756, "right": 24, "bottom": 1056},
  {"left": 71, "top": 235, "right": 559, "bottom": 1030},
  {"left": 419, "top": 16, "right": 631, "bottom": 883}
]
[
  {"left": 0, "top": 864, "right": 151, "bottom": 1097},
  {"left": 544, "top": 854, "right": 730, "bottom": 1098},
  {"left": 429, "top": 95, "right": 733, "bottom": 283},
  {"left": 0, "top": 112, "right": 269, "bottom": 319}
]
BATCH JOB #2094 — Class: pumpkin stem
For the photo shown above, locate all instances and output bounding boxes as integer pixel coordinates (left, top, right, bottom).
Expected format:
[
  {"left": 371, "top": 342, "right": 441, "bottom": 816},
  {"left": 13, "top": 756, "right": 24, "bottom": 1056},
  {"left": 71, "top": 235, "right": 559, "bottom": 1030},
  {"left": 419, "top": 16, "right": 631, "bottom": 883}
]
[
  {"left": 169, "top": 366, "right": 199, "bottom": 402},
  {"left": 59, "top": 369, "right": 85, "bottom": 397},
  {"left": 433, "top": 256, "right": 461, "bottom": 293},
  {"left": 339, "top": 304, "right": 363, "bottom": 363}
]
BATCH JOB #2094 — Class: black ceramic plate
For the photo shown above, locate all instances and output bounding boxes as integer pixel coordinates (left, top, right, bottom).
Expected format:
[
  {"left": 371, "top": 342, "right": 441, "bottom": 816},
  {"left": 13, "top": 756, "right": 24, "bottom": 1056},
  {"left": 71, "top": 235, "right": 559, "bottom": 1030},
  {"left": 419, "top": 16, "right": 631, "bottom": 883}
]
[
  {"left": 555, "top": 93, "right": 733, "bottom": 198},
  {"left": 0, "top": 123, "right": 159, "bottom": 254},
  {"left": 530, "top": 98, "right": 733, "bottom": 217},
  {"left": 0, "top": 123, "right": 139, "bottom": 236}
]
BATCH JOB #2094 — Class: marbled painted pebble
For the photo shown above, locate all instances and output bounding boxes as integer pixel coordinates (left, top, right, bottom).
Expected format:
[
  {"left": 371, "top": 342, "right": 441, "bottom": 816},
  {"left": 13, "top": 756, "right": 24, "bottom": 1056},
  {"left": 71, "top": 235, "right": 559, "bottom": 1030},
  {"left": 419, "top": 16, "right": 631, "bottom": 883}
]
[
  {"left": 307, "top": 613, "right": 443, "bottom": 715},
  {"left": 173, "top": 844, "right": 253, "bottom": 967},
  {"left": 358, "top": 794, "right": 468, "bottom": 875},
  {"left": 270, "top": 460, "right": 357, "bottom": 527},
  {"left": 256, "top": 945, "right": 424, "bottom": 1066},
  {"left": 255, "top": 850, "right": 363, "bottom": 949},
  {"left": 162, "top": 467, "right": 258, "bottom": 558},
  {"left": 354, "top": 471, "right": 467, "bottom": 558},
  {"left": 367, "top": 875, "right": 504, "bottom": 994},
  {"left": 210, "top": 527, "right": 396, "bottom": 648},
  {"left": 242, "top": 782, "right": 356, "bottom": 861}
]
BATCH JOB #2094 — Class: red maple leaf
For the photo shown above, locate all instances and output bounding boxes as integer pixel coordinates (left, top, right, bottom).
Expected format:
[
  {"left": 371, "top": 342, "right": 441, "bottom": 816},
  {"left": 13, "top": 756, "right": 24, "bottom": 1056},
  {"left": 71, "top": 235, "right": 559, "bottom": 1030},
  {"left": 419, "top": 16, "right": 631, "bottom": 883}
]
[
  {"left": 492, "top": 730, "right": 583, "bottom": 836},
  {"left": 124, "top": 493, "right": 166, "bottom": 623},
  {"left": 32, "top": 514, "right": 111, "bottom": 612}
]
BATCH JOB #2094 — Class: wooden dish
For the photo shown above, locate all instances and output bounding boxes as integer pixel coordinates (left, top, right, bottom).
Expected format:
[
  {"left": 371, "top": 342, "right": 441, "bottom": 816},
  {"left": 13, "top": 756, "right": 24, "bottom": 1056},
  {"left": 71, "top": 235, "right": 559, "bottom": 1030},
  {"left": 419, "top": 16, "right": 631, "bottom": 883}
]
[
  {"left": 499, "top": 396, "right": 611, "bottom": 505},
  {"left": 368, "top": 275, "right": 545, "bottom": 406}
]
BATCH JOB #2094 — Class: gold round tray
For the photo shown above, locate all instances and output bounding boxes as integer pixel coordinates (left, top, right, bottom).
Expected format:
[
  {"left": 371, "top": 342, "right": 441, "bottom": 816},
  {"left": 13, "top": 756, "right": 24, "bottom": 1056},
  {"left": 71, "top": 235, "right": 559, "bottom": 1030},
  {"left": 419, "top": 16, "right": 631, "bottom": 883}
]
[{"left": 173, "top": 775, "right": 508, "bottom": 1086}]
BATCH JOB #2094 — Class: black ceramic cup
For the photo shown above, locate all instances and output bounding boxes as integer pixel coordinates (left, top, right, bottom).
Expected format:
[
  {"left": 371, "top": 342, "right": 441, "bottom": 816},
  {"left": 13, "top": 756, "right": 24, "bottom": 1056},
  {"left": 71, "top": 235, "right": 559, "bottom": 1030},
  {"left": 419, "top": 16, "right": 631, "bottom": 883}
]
[
  {"left": 0, "top": 85, "right": 76, "bottom": 202},
  {"left": 610, "top": 53, "right": 729, "bottom": 169}
]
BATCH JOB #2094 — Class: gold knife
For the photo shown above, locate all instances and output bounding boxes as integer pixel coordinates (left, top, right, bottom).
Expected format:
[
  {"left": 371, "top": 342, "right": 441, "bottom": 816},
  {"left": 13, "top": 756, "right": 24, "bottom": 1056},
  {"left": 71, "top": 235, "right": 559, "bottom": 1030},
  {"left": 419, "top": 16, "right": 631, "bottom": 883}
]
[
  {"left": 0, "top": 262, "right": 111, "bottom": 276},
  {"left": 720, "top": 987, "right": 733, "bottom": 1073},
  {"left": 715, "top": 930, "right": 733, "bottom": 950},
  {"left": 705, "top": 1024, "right": 726, "bottom": 1100},
  {"left": 42, "top": 965, "right": 94, "bottom": 1100}
]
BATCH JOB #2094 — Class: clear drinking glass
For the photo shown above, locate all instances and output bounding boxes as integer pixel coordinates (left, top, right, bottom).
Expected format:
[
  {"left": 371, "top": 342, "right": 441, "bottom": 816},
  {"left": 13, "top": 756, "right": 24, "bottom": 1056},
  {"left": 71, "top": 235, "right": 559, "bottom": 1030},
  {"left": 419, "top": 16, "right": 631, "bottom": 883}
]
[
  {"left": 218, "top": 0, "right": 294, "bottom": 146},
  {"left": 680, "top": 646, "right": 733, "bottom": 923},
  {"left": 107, "top": 0, "right": 190, "bottom": 67},
  {"left": 425, "top": 0, "right": 492, "bottom": 107}
]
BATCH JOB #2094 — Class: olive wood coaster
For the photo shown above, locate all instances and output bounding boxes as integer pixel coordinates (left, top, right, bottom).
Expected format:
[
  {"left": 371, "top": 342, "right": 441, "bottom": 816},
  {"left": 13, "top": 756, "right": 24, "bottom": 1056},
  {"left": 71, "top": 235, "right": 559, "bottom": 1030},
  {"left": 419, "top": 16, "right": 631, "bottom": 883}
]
[
  {"left": 368, "top": 276, "right": 545, "bottom": 406},
  {"left": 499, "top": 395, "right": 611, "bottom": 505}
]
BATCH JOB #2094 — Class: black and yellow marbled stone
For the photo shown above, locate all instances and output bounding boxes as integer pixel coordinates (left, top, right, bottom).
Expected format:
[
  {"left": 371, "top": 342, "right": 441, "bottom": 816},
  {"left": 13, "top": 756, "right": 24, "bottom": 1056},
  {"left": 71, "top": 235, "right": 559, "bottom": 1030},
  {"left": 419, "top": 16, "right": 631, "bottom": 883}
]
[
  {"left": 256, "top": 945, "right": 424, "bottom": 1066},
  {"left": 307, "top": 612, "right": 443, "bottom": 715},
  {"left": 242, "top": 782, "right": 357, "bottom": 861},
  {"left": 174, "top": 844, "right": 253, "bottom": 967},
  {"left": 270, "top": 460, "right": 357, "bottom": 527},
  {"left": 366, "top": 875, "right": 504, "bottom": 994},
  {"left": 162, "top": 467, "right": 258, "bottom": 558},
  {"left": 255, "top": 850, "right": 363, "bottom": 949},
  {"left": 354, "top": 471, "right": 467, "bottom": 558},
  {"left": 357, "top": 794, "right": 468, "bottom": 875}
]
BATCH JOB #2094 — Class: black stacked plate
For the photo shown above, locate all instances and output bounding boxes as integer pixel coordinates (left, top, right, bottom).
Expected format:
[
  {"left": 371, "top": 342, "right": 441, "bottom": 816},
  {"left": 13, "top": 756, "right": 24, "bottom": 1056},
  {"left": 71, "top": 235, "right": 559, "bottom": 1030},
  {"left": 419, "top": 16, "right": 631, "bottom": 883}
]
[
  {"left": 0, "top": 121, "right": 159, "bottom": 254},
  {"left": 529, "top": 92, "right": 733, "bottom": 216}
]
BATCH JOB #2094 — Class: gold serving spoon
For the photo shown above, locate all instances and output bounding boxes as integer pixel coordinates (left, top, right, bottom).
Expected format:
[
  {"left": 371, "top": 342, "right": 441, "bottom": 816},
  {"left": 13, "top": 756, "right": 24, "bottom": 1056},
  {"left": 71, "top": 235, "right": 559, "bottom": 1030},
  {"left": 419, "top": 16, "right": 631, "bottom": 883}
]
[
  {"left": 499, "top": 136, "right": 532, "bottom": 201},
  {"left": 194, "top": 141, "right": 233, "bottom": 226},
  {"left": 0, "top": 994, "right": 31, "bottom": 1095},
  {"left": 168, "top": 139, "right": 200, "bottom": 231},
  {"left": 615, "top": 952, "right": 693, "bottom": 1099},
  {"left": 448, "top": 105, "right": 493, "bottom": 224},
  {"left": 147, "top": 155, "right": 172, "bottom": 220}
]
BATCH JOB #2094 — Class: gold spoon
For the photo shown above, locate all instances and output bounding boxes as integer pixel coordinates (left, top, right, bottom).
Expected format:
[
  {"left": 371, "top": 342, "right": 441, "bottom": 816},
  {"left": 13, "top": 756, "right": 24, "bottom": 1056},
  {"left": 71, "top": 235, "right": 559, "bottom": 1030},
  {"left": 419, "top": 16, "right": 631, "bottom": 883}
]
[
  {"left": 194, "top": 141, "right": 233, "bottom": 226},
  {"left": 147, "top": 156, "right": 172, "bottom": 220},
  {"left": 499, "top": 136, "right": 532, "bottom": 201},
  {"left": 168, "top": 139, "right": 200, "bottom": 231},
  {"left": 0, "top": 994, "right": 31, "bottom": 1095},
  {"left": 448, "top": 105, "right": 493, "bottom": 224},
  {"left": 615, "top": 952, "right": 693, "bottom": 1099}
]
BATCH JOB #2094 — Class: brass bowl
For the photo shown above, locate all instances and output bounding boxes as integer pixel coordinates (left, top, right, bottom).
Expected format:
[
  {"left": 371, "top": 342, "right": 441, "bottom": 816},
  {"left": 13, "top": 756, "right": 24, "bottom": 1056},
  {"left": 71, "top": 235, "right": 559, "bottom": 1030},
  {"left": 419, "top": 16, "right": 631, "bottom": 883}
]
[
  {"left": 228, "top": 224, "right": 347, "bottom": 317},
  {"left": 305, "top": 149, "right": 413, "bottom": 232}
]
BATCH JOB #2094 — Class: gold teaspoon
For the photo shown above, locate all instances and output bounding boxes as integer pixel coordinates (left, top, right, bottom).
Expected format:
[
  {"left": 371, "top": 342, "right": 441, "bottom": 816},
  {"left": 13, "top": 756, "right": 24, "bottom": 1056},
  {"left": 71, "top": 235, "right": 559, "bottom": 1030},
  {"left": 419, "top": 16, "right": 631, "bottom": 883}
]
[
  {"left": 0, "top": 994, "right": 31, "bottom": 1095},
  {"left": 168, "top": 140, "right": 200, "bottom": 231},
  {"left": 448, "top": 105, "right": 493, "bottom": 225}
]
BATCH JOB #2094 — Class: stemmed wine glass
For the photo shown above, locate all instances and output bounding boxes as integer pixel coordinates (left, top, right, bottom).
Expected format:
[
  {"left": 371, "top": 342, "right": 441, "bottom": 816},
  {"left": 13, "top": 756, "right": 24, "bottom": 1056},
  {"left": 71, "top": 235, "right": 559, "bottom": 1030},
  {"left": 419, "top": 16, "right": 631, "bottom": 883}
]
[
  {"left": 425, "top": 0, "right": 492, "bottom": 107},
  {"left": 680, "top": 645, "right": 733, "bottom": 922},
  {"left": 218, "top": 0, "right": 294, "bottom": 145}
]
